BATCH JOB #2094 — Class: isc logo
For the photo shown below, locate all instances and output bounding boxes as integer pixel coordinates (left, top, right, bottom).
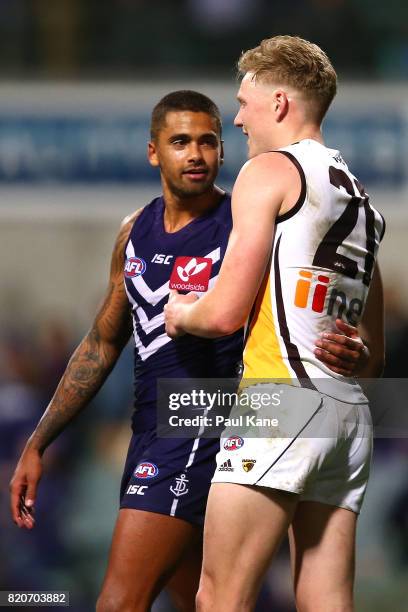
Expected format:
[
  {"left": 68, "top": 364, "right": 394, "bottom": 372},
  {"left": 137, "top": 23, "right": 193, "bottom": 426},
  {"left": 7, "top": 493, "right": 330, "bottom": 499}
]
[
  {"left": 294, "top": 270, "right": 363, "bottom": 324},
  {"left": 134, "top": 462, "right": 159, "bottom": 479},
  {"left": 124, "top": 257, "right": 146, "bottom": 278},
  {"left": 152, "top": 253, "right": 173, "bottom": 265},
  {"left": 126, "top": 484, "right": 148, "bottom": 496},
  {"left": 223, "top": 436, "right": 244, "bottom": 451}
]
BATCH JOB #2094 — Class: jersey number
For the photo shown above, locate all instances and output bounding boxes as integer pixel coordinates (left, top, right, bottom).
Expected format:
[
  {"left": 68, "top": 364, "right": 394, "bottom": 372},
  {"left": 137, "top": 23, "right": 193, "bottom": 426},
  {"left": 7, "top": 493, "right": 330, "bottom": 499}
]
[{"left": 312, "top": 166, "right": 376, "bottom": 286}]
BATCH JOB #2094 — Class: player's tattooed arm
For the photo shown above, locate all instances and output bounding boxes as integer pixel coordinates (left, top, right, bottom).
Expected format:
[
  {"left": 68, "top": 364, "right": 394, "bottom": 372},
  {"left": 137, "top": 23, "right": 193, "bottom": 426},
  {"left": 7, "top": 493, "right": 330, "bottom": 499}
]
[
  {"left": 10, "top": 209, "right": 143, "bottom": 527},
  {"left": 28, "top": 213, "right": 140, "bottom": 453}
]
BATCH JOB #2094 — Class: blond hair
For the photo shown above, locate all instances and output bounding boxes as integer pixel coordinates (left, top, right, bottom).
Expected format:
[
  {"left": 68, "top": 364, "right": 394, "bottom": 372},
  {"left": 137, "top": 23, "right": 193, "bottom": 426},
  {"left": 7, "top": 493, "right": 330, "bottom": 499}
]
[{"left": 238, "top": 35, "right": 337, "bottom": 122}]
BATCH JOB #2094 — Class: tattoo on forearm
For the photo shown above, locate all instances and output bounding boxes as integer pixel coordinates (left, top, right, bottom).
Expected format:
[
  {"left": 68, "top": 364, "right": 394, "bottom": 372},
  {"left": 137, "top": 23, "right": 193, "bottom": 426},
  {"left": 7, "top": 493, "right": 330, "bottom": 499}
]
[{"left": 31, "top": 325, "right": 112, "bottom": 451}]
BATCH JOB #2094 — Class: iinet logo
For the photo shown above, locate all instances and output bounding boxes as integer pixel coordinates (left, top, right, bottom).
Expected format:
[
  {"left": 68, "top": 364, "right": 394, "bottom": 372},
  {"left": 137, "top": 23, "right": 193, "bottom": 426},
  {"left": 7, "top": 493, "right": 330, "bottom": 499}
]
[
  {"left": 294, "top": 270, "right": 329, "bottom": 313},
  {"left": 294, "top": 270, "right": 363, "bottom": 324},
  {"left": 169, "top": 256, "right": 212, "bottom": 292}
]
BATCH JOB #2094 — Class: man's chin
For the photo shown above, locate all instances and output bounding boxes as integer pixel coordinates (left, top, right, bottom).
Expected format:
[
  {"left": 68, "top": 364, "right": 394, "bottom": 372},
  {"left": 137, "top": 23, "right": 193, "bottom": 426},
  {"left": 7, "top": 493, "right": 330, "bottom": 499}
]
[{"left": 173, "top": 183, "right": 212, "bottom": 199}]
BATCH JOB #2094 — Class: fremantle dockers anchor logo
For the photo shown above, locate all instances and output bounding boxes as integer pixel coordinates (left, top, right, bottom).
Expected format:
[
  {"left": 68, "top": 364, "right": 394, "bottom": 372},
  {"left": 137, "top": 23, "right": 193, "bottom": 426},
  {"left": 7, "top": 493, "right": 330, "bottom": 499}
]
[{"left": 170, "top": 473, "right": 190, "bottom": 497}]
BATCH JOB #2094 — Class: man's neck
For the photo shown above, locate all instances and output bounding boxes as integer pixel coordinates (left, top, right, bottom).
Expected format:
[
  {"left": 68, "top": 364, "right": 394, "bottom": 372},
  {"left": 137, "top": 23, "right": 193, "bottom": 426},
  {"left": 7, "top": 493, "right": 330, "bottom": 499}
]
[
  {"left": 279, "top": 124, "right": 324, "bottom": 149},
  {"left": 162, "top": 186, "right": 224, "bottom": 233}
]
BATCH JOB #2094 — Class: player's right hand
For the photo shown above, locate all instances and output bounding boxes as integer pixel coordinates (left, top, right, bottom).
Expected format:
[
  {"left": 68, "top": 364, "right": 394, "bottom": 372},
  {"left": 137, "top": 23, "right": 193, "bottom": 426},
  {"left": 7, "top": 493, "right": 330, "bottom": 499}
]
[
  {"left": 164, "top": 290, "right": 198, "bottom": 338},
  {"left": 10, "top": 447, "right": 43, "bottom": 529},
  {"left": 314, "top": 318, "right": 369, "bottom": 376}
]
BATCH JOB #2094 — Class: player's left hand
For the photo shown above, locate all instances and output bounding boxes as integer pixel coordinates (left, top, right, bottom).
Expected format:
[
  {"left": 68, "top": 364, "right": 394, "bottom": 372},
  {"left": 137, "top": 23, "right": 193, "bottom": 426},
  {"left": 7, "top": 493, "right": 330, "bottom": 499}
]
[
  {"left": 314, "top": 318, "right": 369, "bottom": 377},
  {"left": 164, "top": 290, "right": 198, "bottom": 338}
]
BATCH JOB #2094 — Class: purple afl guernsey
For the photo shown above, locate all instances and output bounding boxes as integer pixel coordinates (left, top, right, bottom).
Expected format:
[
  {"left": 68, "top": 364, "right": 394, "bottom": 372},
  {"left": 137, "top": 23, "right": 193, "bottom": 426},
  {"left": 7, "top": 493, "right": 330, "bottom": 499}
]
[{"left": 123, "top": 193, "right": 243, "bottom": 432}]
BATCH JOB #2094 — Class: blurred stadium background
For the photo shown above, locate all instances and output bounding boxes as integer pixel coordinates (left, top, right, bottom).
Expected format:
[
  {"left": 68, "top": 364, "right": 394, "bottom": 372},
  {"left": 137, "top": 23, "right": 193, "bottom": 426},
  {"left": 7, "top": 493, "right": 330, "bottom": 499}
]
[{"left": 0, "top": 1, "right": 407, "bottom": 610}]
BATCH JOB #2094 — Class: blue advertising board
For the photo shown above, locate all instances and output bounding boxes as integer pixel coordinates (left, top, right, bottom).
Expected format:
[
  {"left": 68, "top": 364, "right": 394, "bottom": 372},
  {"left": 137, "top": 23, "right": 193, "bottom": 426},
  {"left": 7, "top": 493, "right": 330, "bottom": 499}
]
[{"left": 0, "top": 112, "right": 404, "bottom": 188}]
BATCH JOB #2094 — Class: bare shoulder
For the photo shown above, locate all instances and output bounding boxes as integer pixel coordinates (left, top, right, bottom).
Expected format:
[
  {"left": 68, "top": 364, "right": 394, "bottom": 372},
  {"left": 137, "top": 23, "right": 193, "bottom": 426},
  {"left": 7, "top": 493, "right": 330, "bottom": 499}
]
[
  {"left": 237, "top": 152, "right": 298, "bottom": 186},
  {"left": 110, "top": 206, "right": 145, "bottom": 275},
  {"left": 115, "top": 206, "right": 145, "bottom": 249},
  {"left": 234, "top": 152, "right": 298, "bottom": 205},
  {"left": 120, "top": 206, "right": 145, "bottom": 234}
]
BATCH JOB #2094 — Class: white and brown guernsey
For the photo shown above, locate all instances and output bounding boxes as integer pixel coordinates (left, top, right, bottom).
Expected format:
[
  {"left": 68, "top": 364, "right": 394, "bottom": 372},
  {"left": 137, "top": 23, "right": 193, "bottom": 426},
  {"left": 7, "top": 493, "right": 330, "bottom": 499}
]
[{"left": 242, "top": 139, "right": 385, "bottom": 402}]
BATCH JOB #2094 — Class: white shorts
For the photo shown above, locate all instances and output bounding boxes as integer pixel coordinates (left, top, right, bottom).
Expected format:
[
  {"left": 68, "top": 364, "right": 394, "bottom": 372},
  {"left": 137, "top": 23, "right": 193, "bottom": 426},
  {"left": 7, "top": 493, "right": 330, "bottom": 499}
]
[{"left": 212, "top": 384, "right": 373, "bottom": 514}]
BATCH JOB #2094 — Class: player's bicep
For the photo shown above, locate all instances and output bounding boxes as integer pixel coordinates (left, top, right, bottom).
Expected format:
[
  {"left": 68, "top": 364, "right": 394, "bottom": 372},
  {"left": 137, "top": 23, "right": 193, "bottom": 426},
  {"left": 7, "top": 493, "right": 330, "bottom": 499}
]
[
  {"left": 93, "top": 214, "right": 137, "bottom": 347},
  {"left": 214, "top": 159, "right": 282, "bottom": 322},
  {"left": 93, "top": 279, "right": 132, "bottom": 347},
  {"left": 217, "top": 224, "right": 274, "bottom": 315}
]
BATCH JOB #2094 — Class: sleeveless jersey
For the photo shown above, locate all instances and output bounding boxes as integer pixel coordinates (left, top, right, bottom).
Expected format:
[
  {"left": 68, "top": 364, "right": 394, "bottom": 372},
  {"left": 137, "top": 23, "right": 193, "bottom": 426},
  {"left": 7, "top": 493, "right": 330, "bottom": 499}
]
[
  {"left": 243, "top": 139, "right": 385, "bottom": 402},
  {"left": 124, "top": 194, "right": 243, "bottom": 431}
]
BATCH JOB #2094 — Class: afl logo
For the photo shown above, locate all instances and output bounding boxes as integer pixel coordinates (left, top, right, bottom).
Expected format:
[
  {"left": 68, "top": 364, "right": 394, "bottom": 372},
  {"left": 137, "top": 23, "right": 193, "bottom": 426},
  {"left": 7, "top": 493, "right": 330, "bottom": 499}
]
[
  {"left": 223, "top": 436, "right": 244, "bottom": 451},
  {"left": 134, "top": 462, "right": 159, "bottom": 479},
  {"left": 124, "top": 257, "right": 146, "bottom": 278}
]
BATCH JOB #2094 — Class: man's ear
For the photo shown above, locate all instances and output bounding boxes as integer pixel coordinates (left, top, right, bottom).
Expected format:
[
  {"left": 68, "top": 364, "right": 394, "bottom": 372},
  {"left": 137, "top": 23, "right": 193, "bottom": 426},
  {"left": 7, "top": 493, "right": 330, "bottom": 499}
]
[
  {"left": 148, "top": 140, "right": 159, "bottom": 167},
  {"left": 272, "top": 89, "right": 289, "bottom": 122},
  {"left": 220, "top": 140, "right": 225, "bottom": 165}
]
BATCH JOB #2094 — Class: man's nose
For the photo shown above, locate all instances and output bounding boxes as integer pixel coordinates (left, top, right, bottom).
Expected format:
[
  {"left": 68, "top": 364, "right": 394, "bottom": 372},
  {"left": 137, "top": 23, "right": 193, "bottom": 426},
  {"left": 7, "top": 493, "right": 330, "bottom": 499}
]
[
  {"left": 234, "top": 110, "right": 243, "bottom": 126},
  {"left": 187, "top": 142, "right": 203, "bottom": 162}
]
